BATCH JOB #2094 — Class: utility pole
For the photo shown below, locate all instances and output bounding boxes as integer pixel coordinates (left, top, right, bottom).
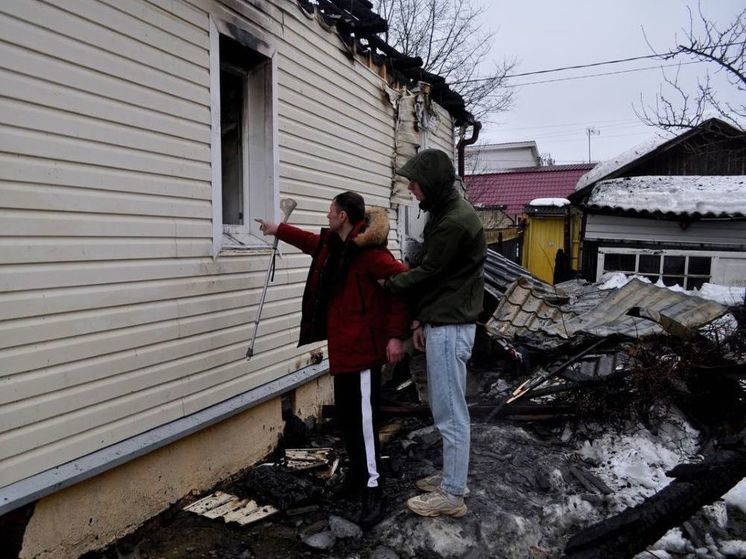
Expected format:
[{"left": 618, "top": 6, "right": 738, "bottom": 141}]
[{"left": 586, "top": 127, "right": 600, "bottom": 163}]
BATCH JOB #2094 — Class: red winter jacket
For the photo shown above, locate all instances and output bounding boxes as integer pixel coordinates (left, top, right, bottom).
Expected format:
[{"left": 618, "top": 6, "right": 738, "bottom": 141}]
[{"left": 277, "top": 208, "right": 409, "bottom": 374}]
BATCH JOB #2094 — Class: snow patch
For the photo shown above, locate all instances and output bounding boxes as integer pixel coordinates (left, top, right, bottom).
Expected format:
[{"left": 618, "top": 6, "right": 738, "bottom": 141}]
[
  {"left": 598, "top": 272, "right": 651, "bottom": 290},
  {"left": 651, "top": 527, "right": 690, "bottom": 554},
  {"left": 577, "top": 414, "right": 699, "bottom": 511},
  {"left": 586, "top": 175, "right": 746, "bottom": 217},
  {"left": 720, "top": 540, "right": 746, "bottom": 557},
  {"left": 700, "top": 283, "right": 746, "bottom": 306},
  {"left": 528, "top": 197, "right": 569, "bottom": 207},
  {"left": 576, "top": 135, "right": 666, "bottom": 191},
  {"left": 597, "top": 273, "right": 744, "bottom": 309},
  {"left": 725, "top": 479, "right": 746, "bottom": 515},
  {"left": 542, "top": 495, "right": 597, "bottom": 530}
]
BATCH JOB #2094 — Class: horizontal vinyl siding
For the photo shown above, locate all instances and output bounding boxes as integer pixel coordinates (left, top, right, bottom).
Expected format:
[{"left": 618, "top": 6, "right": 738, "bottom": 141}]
[
  {"left": 585, "top": 214, "right": 746, "bottom": 248},
  {"left": 0, "top": 0, "right": 398, "bottom": 487}
]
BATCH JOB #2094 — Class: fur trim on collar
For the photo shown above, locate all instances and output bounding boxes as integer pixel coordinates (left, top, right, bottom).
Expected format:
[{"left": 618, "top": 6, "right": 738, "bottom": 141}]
[{"left": 352, "top": 207, "right": 389, "bottom": 248}]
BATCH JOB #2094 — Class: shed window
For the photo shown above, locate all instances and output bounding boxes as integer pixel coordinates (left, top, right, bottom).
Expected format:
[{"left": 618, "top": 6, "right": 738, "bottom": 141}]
[{"left": 598, "top": 248, "right": 712, "bottom": 290}]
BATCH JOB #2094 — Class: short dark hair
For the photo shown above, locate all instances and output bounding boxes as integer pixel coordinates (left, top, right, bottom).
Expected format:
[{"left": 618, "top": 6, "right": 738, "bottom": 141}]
[{"left": 333, "top": 191, "right": 365, "bottom": 224}]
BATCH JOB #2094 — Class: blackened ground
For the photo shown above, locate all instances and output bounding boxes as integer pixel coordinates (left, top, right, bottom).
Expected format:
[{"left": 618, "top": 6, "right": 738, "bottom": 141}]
[{"left": 85, "top": 325, "right": 746, "bottom": 559}]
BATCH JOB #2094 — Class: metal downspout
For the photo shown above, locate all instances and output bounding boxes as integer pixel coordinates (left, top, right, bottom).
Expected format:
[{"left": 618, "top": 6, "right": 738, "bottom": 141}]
[{"left": 457, "top": 118, "right": 482, "bottom": 177}]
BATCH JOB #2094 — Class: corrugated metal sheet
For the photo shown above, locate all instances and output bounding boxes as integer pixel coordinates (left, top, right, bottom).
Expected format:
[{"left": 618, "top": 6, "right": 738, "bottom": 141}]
[
  {"left": 486, "top": 278, "right": 726, "bottom": 347},
  {"left": 0, "top": 0, "right": 447, "bottom": 488},
  {"left": 483, "top": 249, "right": 552, "bottom": 300}
]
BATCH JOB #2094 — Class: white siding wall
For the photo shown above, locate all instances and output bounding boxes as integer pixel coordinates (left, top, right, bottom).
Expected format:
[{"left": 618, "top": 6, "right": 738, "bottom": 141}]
[
  {"left": 585, "top": 214, "right": 746, "bottom": 248},
  {"left": 0, "top": 0, "right": 412, "bottom": 488}
]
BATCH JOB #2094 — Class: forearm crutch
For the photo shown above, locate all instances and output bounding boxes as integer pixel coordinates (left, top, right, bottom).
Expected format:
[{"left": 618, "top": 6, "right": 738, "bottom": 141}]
[{"left": 246, "top": 198, "right": 297, "bottom": 359}]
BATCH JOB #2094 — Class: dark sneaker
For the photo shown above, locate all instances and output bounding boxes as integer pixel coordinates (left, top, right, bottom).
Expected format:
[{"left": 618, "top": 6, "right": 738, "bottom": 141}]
[
  {"left": 332, "top": 471, "right": 364, "bottom": 500},
  {"left": 359, "top": 487, "right": 385, "bottom": 529},
  {"left": 406, "top": 488, "right": 467, "bottom": 518}
]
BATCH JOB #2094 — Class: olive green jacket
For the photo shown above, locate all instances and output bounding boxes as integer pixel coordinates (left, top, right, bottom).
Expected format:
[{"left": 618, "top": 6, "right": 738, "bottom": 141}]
[{"left": 387, "top": 149, "right": 486, "bottom": 324}]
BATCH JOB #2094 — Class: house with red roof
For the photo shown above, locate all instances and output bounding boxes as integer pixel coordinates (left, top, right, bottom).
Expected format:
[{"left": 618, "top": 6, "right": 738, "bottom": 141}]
[
  {"left": 464, "top": 164, "right": 595, "bottom": 280},
  {"left": 466, "top": 164, "right": 596, "bottom": 219}
]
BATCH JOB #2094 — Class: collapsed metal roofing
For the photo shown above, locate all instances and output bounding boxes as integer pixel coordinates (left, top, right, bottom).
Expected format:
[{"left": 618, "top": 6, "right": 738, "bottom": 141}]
[
  {"left": 486, "top": 277, "right": 727, "bottom": 348},
  {"left": 297, "top": 0, "right": 472, "bottom": 125},
  {"left": 483, "top": 249, "right": 552, "bottom": 301},
  {"left": 586, "top": 175, "right": 746, "bottom": 218}
]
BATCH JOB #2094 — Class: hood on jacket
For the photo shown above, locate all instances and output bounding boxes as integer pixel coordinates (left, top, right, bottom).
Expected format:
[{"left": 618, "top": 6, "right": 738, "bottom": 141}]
[
  {"left": 397, "top": 149, "right": 458, "bottom": 211},
  {"left": 351, "top": 207, "right": 389, "bottom": 248}
]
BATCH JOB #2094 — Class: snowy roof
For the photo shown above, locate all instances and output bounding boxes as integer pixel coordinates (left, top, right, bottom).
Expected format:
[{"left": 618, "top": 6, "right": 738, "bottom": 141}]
[
  {"left": 573, "top": 118, "right": 744, "bottom": 196},
  {"left": 574, "top": 136, "right": 667, "bottom": 192},
  {"left": 528, "top": 198, "right": 570, "bottom": 207},
  {"left": 467, "top": 140, "right": 538, "bottom": 150},
  {"left": 586, "top": 175, "right": 746, "bottom": 218}
]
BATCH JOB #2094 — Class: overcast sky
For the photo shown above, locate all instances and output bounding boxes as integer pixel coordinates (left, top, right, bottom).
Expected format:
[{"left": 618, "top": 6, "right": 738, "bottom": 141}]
[{"left": 477, "top": 1, "right": 744, "bottom": 164}]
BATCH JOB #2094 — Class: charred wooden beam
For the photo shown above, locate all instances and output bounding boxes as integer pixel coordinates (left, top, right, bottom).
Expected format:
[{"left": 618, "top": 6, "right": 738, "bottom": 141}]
[{"left": 563, "top": 436, "right": 746, "bottom": 559}]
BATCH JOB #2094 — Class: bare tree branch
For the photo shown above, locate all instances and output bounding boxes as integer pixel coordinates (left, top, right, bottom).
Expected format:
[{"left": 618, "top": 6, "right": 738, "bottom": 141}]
[
  {"left": 637, "top": 2, "right": 745, "bottom": 132},
  {"left": 375, "top": 0, "right": 515, "bottom": 121}
]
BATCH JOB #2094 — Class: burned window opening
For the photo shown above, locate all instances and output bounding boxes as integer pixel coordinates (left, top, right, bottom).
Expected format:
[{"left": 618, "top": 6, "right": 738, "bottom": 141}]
[{"left": 219, "top": 34, "right": 268, "bottom": 228}]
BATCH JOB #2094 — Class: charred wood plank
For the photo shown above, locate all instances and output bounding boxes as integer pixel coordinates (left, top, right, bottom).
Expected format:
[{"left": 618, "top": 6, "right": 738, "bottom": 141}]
[
  {"left": 568, "top": 466, "right": 613, "bottom": 495},
  {"left": 563, "top": 442, "right": 746, "bottom": 559}
]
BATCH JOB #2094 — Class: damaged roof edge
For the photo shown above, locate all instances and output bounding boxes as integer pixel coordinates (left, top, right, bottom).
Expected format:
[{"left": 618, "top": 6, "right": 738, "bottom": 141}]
[{"left": 300, "top": 0, "right": 474, "bottom": 126}]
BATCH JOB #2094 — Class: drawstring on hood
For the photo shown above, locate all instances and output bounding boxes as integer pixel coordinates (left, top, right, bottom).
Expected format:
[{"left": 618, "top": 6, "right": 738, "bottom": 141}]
[{"left": 396, "top": 149, "right": 459, "bottom": 212}]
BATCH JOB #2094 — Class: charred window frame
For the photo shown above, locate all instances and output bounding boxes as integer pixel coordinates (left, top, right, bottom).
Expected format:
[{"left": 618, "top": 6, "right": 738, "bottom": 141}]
[
  {"left": 209, "top": 16, "right": 278, "bottom": 255},
  {"left": 597, "top": 248, "right": 713, "bottom": 290}
]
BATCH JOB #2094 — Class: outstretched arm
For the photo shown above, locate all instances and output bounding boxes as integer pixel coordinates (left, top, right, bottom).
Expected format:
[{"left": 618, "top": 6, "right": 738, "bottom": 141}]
[{"left": 256, "top": 219, "right": 321, "bottom": 255}]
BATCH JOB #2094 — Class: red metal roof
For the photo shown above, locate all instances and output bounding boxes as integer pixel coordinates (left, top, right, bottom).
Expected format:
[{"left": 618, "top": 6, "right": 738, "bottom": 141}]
[{"left": 465, "top": 164, "right": 596, "bottom": 215}]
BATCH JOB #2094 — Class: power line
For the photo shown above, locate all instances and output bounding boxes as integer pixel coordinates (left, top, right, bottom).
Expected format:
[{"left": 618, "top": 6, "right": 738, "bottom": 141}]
[
  {"left": 450, "top": 54, "right": 674, "bottom": 85},
  {"left": 494, "top": 117, "right": 641, "bottom": 132},
  {"left": 450, "top": 41, "right": 745, "bottom": 85},
  {"left": 504, "top": 60, "right": 703, "bottom": 88}
]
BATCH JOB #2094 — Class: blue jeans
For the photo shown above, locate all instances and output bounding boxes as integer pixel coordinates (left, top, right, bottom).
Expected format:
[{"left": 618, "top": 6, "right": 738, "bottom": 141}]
[{"left": 424, "top": 323, "right": 476, "bottom": 496}]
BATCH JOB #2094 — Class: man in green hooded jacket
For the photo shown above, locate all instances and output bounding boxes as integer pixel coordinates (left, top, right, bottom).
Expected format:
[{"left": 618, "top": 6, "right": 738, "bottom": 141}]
[{"left": 384, "top": 148, "right": 486, "bottom": 517}]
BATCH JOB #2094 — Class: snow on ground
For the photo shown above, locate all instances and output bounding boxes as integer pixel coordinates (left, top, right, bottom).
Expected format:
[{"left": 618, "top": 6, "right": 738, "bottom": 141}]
[
  {"left": 577, "top": 412, "right": 700, "bottom": 511},
  {"left": 720, "top": 540, "right": 746, "bottom": 558},
  {"left": 725, "top": 479, "right": 746, "bottom": 515},
  {"left": 576, "top": 413, "right": 746, "bottom": 558},
  {"left": 700, "top": 283, "right": 746, "bottom": 306}
]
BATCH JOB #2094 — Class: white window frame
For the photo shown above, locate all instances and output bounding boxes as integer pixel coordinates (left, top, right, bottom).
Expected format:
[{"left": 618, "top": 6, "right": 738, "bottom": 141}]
[
  {"left": 209, "top": 15, "right": 279, "bottom": 256},
  {"left": 596, "top": 247, "right": 728, "bottom": 289}
]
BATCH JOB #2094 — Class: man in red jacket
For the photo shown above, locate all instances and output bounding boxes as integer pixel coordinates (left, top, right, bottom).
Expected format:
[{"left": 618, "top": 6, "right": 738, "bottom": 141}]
[{"left": 256, "top": 191, "right": 409, "bottom": 528}]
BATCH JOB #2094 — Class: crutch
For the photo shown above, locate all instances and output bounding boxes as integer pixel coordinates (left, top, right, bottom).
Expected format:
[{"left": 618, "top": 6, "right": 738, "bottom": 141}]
[{"left": 246, "top": 198, "right": 297, "bottom": 359}]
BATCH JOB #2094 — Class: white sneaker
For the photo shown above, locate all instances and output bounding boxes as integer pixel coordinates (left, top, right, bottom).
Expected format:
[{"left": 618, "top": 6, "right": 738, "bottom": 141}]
[{"left": 406, "top": 488, "right": 468, "bottom": 518}]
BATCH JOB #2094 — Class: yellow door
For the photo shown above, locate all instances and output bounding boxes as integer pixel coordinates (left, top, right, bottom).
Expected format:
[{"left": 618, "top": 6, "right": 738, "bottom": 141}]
[{"left": 522, "top": 217, "right": 566, "bottom": 283}]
